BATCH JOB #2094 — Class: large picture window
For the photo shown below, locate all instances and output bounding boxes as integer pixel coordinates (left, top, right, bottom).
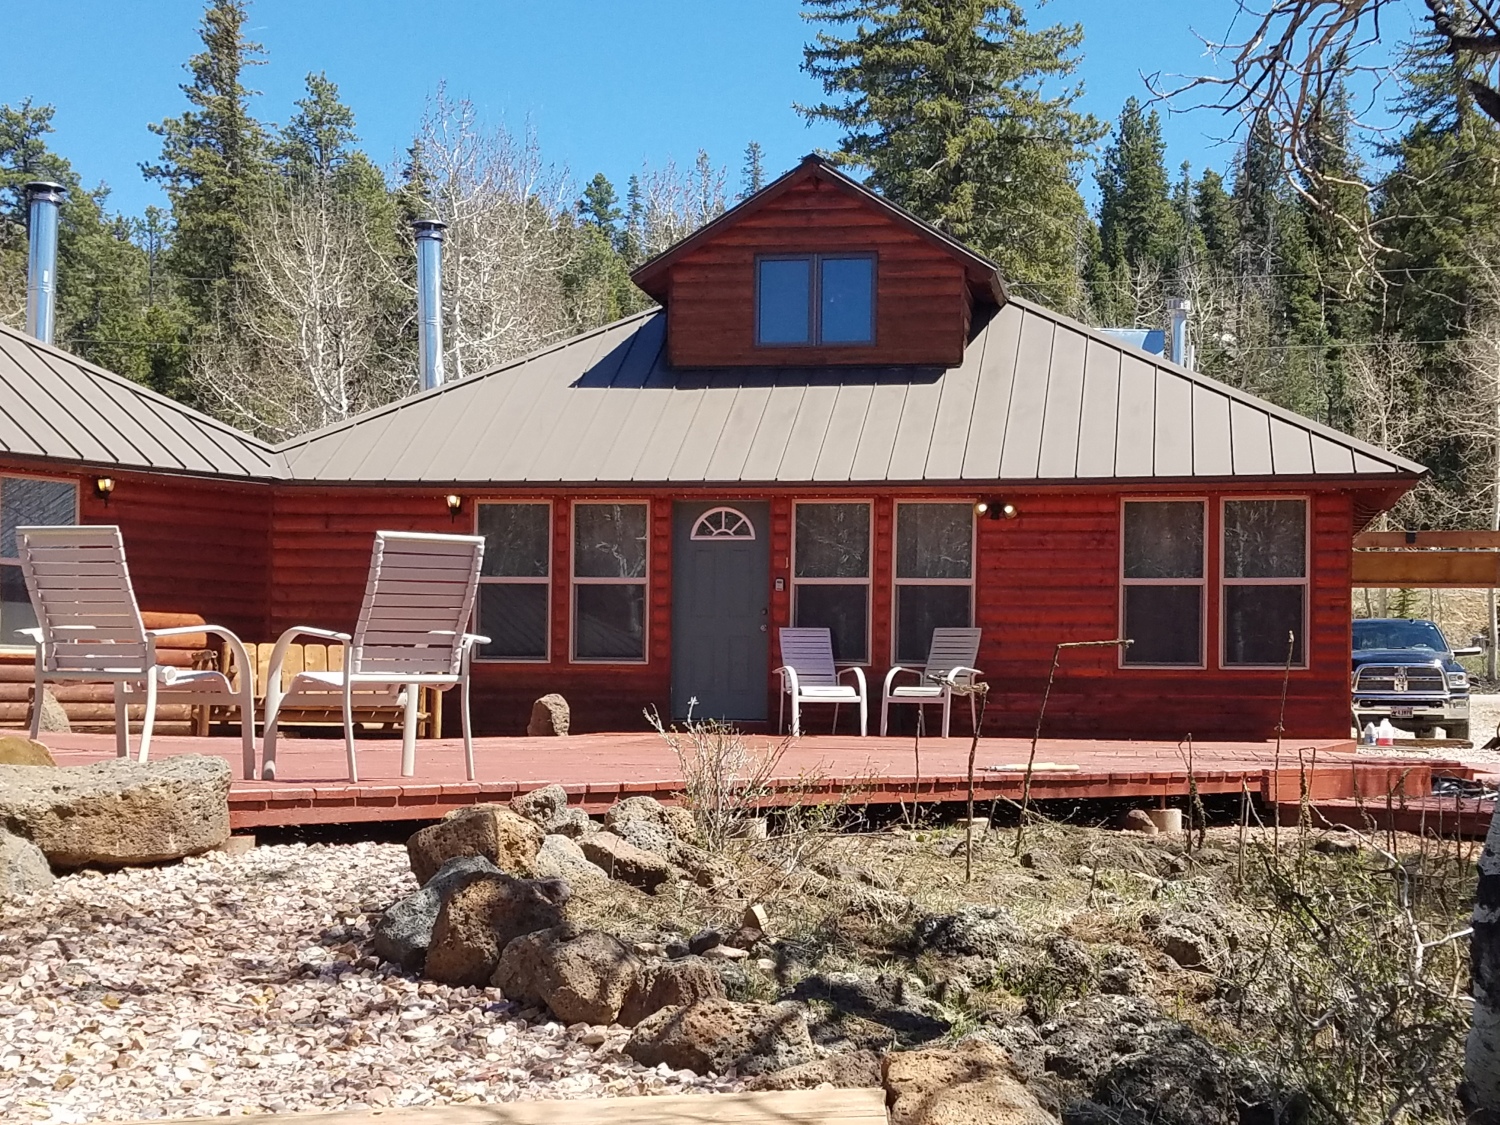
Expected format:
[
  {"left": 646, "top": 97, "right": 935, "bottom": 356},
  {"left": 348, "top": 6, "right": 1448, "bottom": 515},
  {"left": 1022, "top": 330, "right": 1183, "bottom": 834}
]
[
  {"left": 1, "top": 475, "right": 78, "bottom": 650},
  {"left": 476, "top": 502, "right": 550, "bottom": 661},
  {"left": 792, "top": 502, "right": 871, "bottom": 663},
  {"left": 1120, "top": 500, "right": 1205, "bottom": 667},
  {"left": 1223, "top": 498, "right": 1307, "bottom": 667},
  {"left": 893, "top": 502, "right": 974, "bottom": 664},
  {"left": 572, "top": 502, "right": 649, "bottom": 662},
  {"left": 756, "top": 254, "right": 874, "bottom": 346}
]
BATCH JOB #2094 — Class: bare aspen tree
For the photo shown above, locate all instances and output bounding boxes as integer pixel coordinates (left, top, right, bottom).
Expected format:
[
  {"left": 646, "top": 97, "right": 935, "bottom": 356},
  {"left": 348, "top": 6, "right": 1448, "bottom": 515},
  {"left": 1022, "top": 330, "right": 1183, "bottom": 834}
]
[
  {"left": 1453, "top": 251, "right": 1500, "bottom": 679},
  {"left": 631, "top": 152, "right": 727, "bottom": 260},
  {"left": 413, "top": 90, "right": 570, "bottom": 381}
]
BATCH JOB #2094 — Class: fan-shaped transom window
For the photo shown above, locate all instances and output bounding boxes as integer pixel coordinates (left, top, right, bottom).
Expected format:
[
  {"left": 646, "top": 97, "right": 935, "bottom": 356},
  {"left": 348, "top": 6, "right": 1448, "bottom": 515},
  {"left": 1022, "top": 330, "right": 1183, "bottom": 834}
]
[{"left": 691, "top": 507, "right": 756, "bottom": 541}]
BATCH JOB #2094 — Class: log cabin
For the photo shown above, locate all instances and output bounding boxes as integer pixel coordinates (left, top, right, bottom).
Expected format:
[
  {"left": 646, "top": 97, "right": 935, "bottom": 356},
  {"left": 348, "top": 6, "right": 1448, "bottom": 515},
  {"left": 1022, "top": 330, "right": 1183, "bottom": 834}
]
[{"left": 0, "top": 157, "right": 1422, "bottom": 739}]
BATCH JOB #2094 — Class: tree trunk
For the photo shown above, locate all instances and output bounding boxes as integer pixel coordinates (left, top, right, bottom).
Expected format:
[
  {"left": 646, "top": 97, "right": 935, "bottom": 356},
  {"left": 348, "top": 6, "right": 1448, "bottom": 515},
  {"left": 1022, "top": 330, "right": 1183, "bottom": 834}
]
[{"left": 1466, "top": 809, "right": 1500, "bottom": 1122}]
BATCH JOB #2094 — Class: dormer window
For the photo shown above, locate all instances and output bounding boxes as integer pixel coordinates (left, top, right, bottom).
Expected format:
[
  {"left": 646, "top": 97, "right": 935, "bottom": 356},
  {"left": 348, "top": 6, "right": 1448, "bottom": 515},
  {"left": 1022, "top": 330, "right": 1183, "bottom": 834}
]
[{"left": 755, "top": 254, "right": 874, "bottom": 346}]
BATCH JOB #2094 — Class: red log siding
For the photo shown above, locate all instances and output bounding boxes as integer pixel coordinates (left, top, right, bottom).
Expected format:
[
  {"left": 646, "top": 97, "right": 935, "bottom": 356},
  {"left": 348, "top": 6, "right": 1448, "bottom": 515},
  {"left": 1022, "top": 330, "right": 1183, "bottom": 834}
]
[{"left": 663, "top": 177, "right": 973, "bottom": 368}]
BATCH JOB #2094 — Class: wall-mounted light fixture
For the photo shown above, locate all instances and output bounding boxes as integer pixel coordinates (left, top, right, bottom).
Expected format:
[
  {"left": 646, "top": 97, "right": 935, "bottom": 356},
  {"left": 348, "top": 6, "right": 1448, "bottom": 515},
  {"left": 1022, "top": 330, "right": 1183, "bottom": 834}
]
[
  {"left": 974, "top": 499, "right": 1017, "bottom": 521},
  {"left": 445, "top": 494, "right": 463, "bottom": 522},
  {"left": 94, "top": 476, "right": 115, "bottom": 505}
]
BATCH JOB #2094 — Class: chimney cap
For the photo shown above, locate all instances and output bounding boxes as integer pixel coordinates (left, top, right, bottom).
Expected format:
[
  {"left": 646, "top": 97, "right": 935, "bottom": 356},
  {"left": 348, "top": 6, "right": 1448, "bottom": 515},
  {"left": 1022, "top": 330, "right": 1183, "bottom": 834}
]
[
  {"left": 412, "top": 217, "right": 447, "bottom": 236},
  {"left": 23, "top": 181, "right": 66, "bottom": 202}
]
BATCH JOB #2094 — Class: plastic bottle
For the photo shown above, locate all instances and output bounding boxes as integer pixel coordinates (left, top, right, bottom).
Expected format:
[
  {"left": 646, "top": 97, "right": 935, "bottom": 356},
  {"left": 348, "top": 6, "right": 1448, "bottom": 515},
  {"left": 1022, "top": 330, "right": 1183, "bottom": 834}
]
[
  {"left": 1376, "top": 718, "right": 1395, "bottom": 747},
  {"left": 1362, "top": 722, "right": 1378, "bottom": 746}
]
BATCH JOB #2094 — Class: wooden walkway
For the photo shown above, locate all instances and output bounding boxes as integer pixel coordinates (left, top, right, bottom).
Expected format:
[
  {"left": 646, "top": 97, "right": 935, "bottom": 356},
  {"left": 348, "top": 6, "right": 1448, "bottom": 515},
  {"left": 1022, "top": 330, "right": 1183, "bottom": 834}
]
[
  {"left": 38, "top": 728, "right": 1489, "bottom": 834},
  {"left": 114, "top": 1088, "right": 887, "bottom": 1125}
]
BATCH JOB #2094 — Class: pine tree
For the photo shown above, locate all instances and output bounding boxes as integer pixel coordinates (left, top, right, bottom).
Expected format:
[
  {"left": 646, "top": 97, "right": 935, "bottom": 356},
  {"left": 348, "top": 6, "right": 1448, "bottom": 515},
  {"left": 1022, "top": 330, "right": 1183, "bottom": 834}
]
[
  {"left": 1091, "top": 98, "right": 1181, "bottom": 325},
  {"left": 798, "top": 0, "right": 1103, "bottom": 311},
  {"left": 579, "top": 173, "right": 622, "bottom": 231},
  {"left": 143, "top": 0, "right": 270, "bottom": 324},
  {"left": 740, "top": 141, "right": 766, "bottom": 198}
]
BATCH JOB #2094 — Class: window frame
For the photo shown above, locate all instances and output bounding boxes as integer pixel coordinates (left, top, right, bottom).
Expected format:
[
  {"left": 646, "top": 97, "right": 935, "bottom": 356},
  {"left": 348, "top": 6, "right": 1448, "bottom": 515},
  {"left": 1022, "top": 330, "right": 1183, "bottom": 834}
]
[
  {"left": 1219, "top": 495, "right": 1311, "bottom": 671},
  {"left": 1117, "top": 496, "right": 1209, "bottom": 671},
  {"left": 754, "top": 252, "right": 877, "bottom": 348},
  {"left": 472, "top": 499, "right": 553, "bottom": 664},
  {"left": 0, "top": 473, "right": 80, "bottom": 654},
  {"left": 890, "top": 500, "right": 977, "bottom": 667},
  {"left": 790, "top": 498, "right": 874, "bottom": 666},
  {"left": 569, "top": 499, "right": 651, "bottom": 666}
]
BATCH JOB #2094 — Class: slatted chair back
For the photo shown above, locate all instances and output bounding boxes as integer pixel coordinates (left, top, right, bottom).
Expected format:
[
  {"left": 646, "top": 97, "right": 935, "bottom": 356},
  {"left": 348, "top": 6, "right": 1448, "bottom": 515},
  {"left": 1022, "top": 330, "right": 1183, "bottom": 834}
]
[
  {"left": 16, "top": 525, "right": 151, "bottom": 675},
  {"left": 350, "top": 531, "right": 485, "bottom": 679},
  {"left": 924, "top": 627, "right": 982, "bottom": 677},
  {"left": 778, "top": 627, "right": 840, "bottom": 687}
]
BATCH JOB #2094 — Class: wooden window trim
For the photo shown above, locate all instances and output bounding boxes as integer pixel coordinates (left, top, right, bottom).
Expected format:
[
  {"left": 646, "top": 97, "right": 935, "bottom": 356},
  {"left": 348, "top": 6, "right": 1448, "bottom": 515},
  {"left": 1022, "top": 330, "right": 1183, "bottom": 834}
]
[
  {"left": 754, "top": 252, "right": 877, "bottom": 348},
  {"left": 890, "top": 500, "right": 976, "bottom": 667},
  {"left": 569, "top": 500, "right": 650, "bottom": 666},
  {"left": 1118, "top": 497, "right": 1208, "bottom": 670},
  {"left": 791, "top": 498, "right": 874, "bottom": 666},
  {"left": 472, "top": 499, "right": 552, "bottom": 665},
  {"left": 1219, "top": 495, "right": 1311, "bottom": 671},
  {"left": 0, "top": 473, "right": 80, "bottom": 655}
]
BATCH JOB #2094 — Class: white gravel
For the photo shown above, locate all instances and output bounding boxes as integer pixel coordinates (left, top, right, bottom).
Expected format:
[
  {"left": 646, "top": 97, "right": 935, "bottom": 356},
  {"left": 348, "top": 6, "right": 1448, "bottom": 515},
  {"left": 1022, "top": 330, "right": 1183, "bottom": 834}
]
[{"left": 0, "top": 842, "right": 738, "bottom": 1123}]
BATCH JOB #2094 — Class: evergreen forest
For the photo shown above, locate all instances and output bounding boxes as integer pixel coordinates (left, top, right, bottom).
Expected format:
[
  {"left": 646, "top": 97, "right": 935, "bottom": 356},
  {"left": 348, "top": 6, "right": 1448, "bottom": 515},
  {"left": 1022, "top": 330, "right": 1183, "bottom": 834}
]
[{"left": 2, "top": 0, "right": 1498, "bottom": 532}]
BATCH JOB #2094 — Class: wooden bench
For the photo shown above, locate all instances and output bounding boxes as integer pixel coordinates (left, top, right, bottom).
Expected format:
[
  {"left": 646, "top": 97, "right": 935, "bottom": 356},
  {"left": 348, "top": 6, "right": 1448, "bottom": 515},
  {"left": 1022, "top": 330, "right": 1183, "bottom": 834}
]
[
  {"left": 0, "top": 612, "right": 216, "bottom": 734},
  {"left": 214, "top": 640, "right": 441, "bottom": 739}
]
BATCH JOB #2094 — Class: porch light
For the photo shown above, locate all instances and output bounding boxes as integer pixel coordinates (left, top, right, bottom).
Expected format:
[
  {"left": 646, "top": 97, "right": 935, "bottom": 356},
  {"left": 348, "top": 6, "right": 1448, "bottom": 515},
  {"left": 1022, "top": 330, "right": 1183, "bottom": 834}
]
[
  {"left": 976, "top": 499, "right": 1016, "bottom": 520},
  {"left": 94, "top": 476, "right": 115, "bottom": 505},
  {"left": 445, "top": 494, "right": 463, "bottom": 521}
]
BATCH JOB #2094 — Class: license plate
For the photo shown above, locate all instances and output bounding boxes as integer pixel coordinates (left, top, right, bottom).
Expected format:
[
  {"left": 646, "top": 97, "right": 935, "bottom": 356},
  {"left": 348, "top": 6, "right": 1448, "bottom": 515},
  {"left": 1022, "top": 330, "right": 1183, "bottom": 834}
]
[{"left": 1391, "top": 706, "right": 1413, "bottom": 719}]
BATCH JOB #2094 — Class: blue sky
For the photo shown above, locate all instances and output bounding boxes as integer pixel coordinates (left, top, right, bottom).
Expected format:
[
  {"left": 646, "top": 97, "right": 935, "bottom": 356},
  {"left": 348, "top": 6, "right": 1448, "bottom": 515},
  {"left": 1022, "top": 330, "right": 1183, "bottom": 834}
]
[{"left": 3, "top": 0, "right": 1266, "bottom": 220}]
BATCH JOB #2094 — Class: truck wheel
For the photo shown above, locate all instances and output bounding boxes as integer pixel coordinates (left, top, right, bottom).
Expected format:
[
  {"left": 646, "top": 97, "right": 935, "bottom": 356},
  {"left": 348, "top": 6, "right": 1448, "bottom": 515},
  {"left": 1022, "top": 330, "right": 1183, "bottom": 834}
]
[{"left": 1447, "top": 721, "right": 1470, "bottom": 741}]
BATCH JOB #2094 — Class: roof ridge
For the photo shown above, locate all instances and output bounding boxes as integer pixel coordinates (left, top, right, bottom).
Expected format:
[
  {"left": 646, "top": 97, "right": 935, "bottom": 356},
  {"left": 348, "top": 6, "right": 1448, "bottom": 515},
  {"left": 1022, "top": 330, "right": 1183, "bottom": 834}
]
[
  {"left": 1004, "top": 295, "right": 1426, "bottom": 476},
  {"left": 273, "top": 307, "right": 662, "bottom": 454}
]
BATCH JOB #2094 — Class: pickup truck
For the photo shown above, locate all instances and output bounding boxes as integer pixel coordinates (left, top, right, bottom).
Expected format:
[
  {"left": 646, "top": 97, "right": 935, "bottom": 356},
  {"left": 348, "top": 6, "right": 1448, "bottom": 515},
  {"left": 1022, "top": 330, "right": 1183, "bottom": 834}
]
[{"left": 1351, "top": 617, "right": 1480, "bottom": 740}]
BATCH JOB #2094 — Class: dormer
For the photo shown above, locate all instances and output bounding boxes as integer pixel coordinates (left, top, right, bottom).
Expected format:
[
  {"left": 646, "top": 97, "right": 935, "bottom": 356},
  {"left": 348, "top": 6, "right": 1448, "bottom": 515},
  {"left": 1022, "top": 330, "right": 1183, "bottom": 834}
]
[{"left": 631, "top": 156, "right": 1007, "bottom": 369}]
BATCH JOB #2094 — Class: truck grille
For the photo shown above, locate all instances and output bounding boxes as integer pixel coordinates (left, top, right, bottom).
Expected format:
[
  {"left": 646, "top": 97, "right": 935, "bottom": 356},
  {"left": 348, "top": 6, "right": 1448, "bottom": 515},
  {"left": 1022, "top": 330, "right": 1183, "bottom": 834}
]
[{"left": 1353, "top": 664, "right": 1446, "bottom": 694}]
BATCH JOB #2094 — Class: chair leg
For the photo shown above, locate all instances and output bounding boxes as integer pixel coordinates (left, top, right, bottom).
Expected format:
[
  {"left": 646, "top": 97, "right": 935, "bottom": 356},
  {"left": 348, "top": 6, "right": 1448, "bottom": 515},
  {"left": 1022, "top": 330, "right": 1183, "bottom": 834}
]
[
  {"left": 113, "top": 683, "right": 130, "bottom": 759},
  {"left": 880, "top": 697, "right": 890, "bottom": 737},
  {"left": 401, "top": 682, "right": 419, "bottom": 778},
  {"left": 790, "top": 696, "right": 801, "bottom": 738},
  {"left": 461, "top": 680, "right": 476, "bottom": 782},
  {"left": 29, "top": 669, "right": 44, "bottom": 741},
  {"left": 941, "top": 692, "right": 952, "bottom": 739},
  {"left": 238, "top": 686, "right": 257, "bottom": 780},
  {"left": 262, "top": 710, "right": 279, "bottom": 781},
  {"left": 858, "top": 691, "right": 867, "bottom": 737},
  {"left": 831, "top": 703, "right": 839, "bottom": 736},
  {"left": 342, "top": 679, "right": 358, "bottom": 784},
  {"left": 137, "top": 676, "right": 159, "bottom": 763}
]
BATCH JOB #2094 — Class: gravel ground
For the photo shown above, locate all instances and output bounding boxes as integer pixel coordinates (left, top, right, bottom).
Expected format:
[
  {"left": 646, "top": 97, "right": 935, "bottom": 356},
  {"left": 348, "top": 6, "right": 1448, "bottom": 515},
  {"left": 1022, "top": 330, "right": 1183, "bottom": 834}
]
[{"left": 0, "top": 842, "right": 738, "bottom": 1123}]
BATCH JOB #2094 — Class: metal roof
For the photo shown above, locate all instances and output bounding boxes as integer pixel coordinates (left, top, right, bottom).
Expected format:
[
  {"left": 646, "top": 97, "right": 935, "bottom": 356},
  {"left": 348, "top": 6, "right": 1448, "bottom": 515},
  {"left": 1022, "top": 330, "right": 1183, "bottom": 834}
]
[
  {"left": 277, "top": 299, "right": 1424, "bottom": 485},
  {"left": 0, "top": 321, "right": 285, "bottom": 479}
]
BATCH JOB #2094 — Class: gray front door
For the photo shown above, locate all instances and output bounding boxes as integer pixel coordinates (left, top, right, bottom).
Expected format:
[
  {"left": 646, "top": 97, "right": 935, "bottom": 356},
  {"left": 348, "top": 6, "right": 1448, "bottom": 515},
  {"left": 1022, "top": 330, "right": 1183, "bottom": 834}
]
[{"left": 671, "top": 501, "right": 770, "bottom": 720}]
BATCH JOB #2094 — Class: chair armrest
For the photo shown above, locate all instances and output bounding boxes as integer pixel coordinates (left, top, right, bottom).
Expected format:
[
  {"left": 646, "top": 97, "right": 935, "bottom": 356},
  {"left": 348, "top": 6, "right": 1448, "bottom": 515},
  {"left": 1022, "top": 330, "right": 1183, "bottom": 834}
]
[
  {"left": 460, "top": 633, "right": 491, "bottom": 647},
  {"left": 937, "top": 666, "right": 984, "bottom": 687},
  {"left": 838, "top": 665, "right": 867, "bottom": 696},
  {"left": 883, "top": 664, "right": 920, "bottom": 694},
  {"left": 774, "top": 665, "right": 801, "bottom": 695},
  {"left": 149, "top": 624, "right": 257, "bottom": 698},
  {"left": 266, "top": 626, "right": 353, "bottom": 701},
  {"left": 16, "top": 627, "right": 42, "bottom": 644}
]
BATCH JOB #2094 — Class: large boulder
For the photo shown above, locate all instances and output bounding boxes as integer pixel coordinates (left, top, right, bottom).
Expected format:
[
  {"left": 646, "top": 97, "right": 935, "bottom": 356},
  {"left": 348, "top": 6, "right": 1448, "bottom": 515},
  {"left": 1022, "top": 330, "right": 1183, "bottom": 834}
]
[
  {"left": 620, "top": 956, "right": 726, "bottom": 1027},
  {"left": 1140, "top": 903, "right": 1237, "bottom": 972},
  {"left": 625, "top": 998, "right": 815, "bottom": 1076},
  {"left": 883, "top": 1039, "right": 1057, "bottom": 1125},
  {"left": 0, "top": 736, "right": 55, "bottom": 767},
  {"left": 603, "top": 796, "right": 678, "bottom": 855},
  {"left": 914, "top": 905, "right": 1025, "bottom": 959},
  {"left": 0, "top": 828, "right": 53, "bottom": 899},
  {"left": 527, "top": 694, "right": 570, "bottom": 737},
  {"left": 0, "top": 755, "right": 229, "bottom": 868},
  {"left": 37, "top": 688, "right": 69, "bottom": 734},
  {"left": 371, "top": 855, "right": 498, "bottom": 969},
  {"left": 493, "top": 928, "right": 642, "bottom": 1025},
  {"left": 423, "top": 870, "right": 570, "bottom": 986},
  {"left": 510, "top": 785, "right": 594, "bottom": 839},
  {"left": 533, "top": 833, "right": 608, "bottom": 887},
  {"left": 579, "top": 831, "right": 672, "bottom": 891},
  {"left": 749, "top": 1049, "right": 883, "bottom": 1091},
  {"left": 407, "top": 805, "right": 543, "bottom": 885}
]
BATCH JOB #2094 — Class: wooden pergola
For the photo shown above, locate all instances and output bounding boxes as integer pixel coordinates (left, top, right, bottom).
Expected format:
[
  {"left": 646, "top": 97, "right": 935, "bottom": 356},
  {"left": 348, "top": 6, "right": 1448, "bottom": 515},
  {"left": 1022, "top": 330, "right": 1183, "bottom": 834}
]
[{"left": 1353, "top": 531, "right": 1500, "bottom": 587}]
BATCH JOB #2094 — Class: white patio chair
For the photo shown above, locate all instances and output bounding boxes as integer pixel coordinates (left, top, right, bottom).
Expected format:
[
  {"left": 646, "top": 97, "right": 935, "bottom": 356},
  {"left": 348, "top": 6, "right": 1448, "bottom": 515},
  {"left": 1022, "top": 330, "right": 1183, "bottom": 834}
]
[
  {"left": 880, "top": 627, "right": 983, "bottom": 738},
  {"left": 776, "top": 627, "right": 868, "bottom": 737},
  {"left": 14, "top": 525, "right": 257, "bottom": 776},
  {"left": 262, "top": 531, "right": 489, "bottom": 783}
]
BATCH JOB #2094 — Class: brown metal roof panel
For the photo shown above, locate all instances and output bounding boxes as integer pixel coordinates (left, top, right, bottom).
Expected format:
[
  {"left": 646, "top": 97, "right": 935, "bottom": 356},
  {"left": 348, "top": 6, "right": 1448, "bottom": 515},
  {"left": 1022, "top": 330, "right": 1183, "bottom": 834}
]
[
  {"left": 304, "top": 408, "right": 408, "bottom": 480},
  {"left": 1191, "top": 385, "right": 1233, "bottom": 477},
  {"left": 561, "top": 323, "right": 669, "bottom": 481},
  {"left": 1114, "top": 353, "right": 1156, "bottom": 478},
  {"left": 1268, "top": 415, "right": 1315, "bottom": 476},
  {"left": 739, "top": 379, "right": 807, "bottom": 481},
  {"left": 1351, "top": 450, "right": 1397, "bottom": 474},
  {"left": 1229, "top": 401, "right": 1274, "bottom": 475},
  {"left": 702, "top": 381, "right": 776, "bottom": 481},
  {"left": 1310, "top": 432, "right": 1357, "bottom": 476},
  {"left": 924, "top": 326, "right": 985, "bottom": 479},
  {"left": 670, "top": 380, "right": 744, "bottom": 481},
  {"left": 849, "top": 375, "right": 908, "bottom": 481},
  {"left": 1, "top": 344, "right": 111, "bottom": 463},
  {"left": 375, "top": 380, "right": 498, "bottom": 480},
  {"left": 1074, "top": 339, "right": 1121, "bottom": 478},
  {"left": 775, "top": 381, "right": 841, "bottom": 481},
  {"left": 630, "top": 371, "right": 711, "bottom": 481},
  {"left": 1152, "top": 368, "right": 1194, "bottom": 479},
  {"left": 885, "top": 370, "right": 943, "bottom": 482},
  {"left": 488, "top": 334, "right": 615, "bottom": 482},
  {"left": 811, "top": 382, "right": 875, "bottom": 482},
  {"left": 450, "top": 350, "right": 573, "bottom": 482},
  {"left": 1036, "top": 325, "right": 1086, "bottom": 479},
  {"left": 996, "top": 310, "right": 1055, "bottom": 479},
  {"left": 587, "top": 333, "right": 677, "bottom": 482},
  {"left": 961, "top": 305, "right": 1022, "bottom": 479}
]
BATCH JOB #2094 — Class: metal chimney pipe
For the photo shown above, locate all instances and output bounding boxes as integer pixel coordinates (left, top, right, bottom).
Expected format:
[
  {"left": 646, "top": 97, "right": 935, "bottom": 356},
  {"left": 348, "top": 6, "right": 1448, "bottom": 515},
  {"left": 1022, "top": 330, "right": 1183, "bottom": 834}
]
[
  {"left": 24, "top": 181, "right": 66, "bottom": 345},
  {"left": 412, "top": 218, "right": 447, "bottom": 391},
  {"left": 1167, "top": 297, "right": 1193, "bottom": 371}
]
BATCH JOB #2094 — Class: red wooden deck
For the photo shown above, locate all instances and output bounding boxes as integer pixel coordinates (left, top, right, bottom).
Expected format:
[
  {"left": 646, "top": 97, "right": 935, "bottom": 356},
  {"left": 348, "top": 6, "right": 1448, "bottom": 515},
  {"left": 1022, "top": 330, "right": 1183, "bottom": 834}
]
[{"left": 37, "top": 730, "right": 1488, "bottom": 834}]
